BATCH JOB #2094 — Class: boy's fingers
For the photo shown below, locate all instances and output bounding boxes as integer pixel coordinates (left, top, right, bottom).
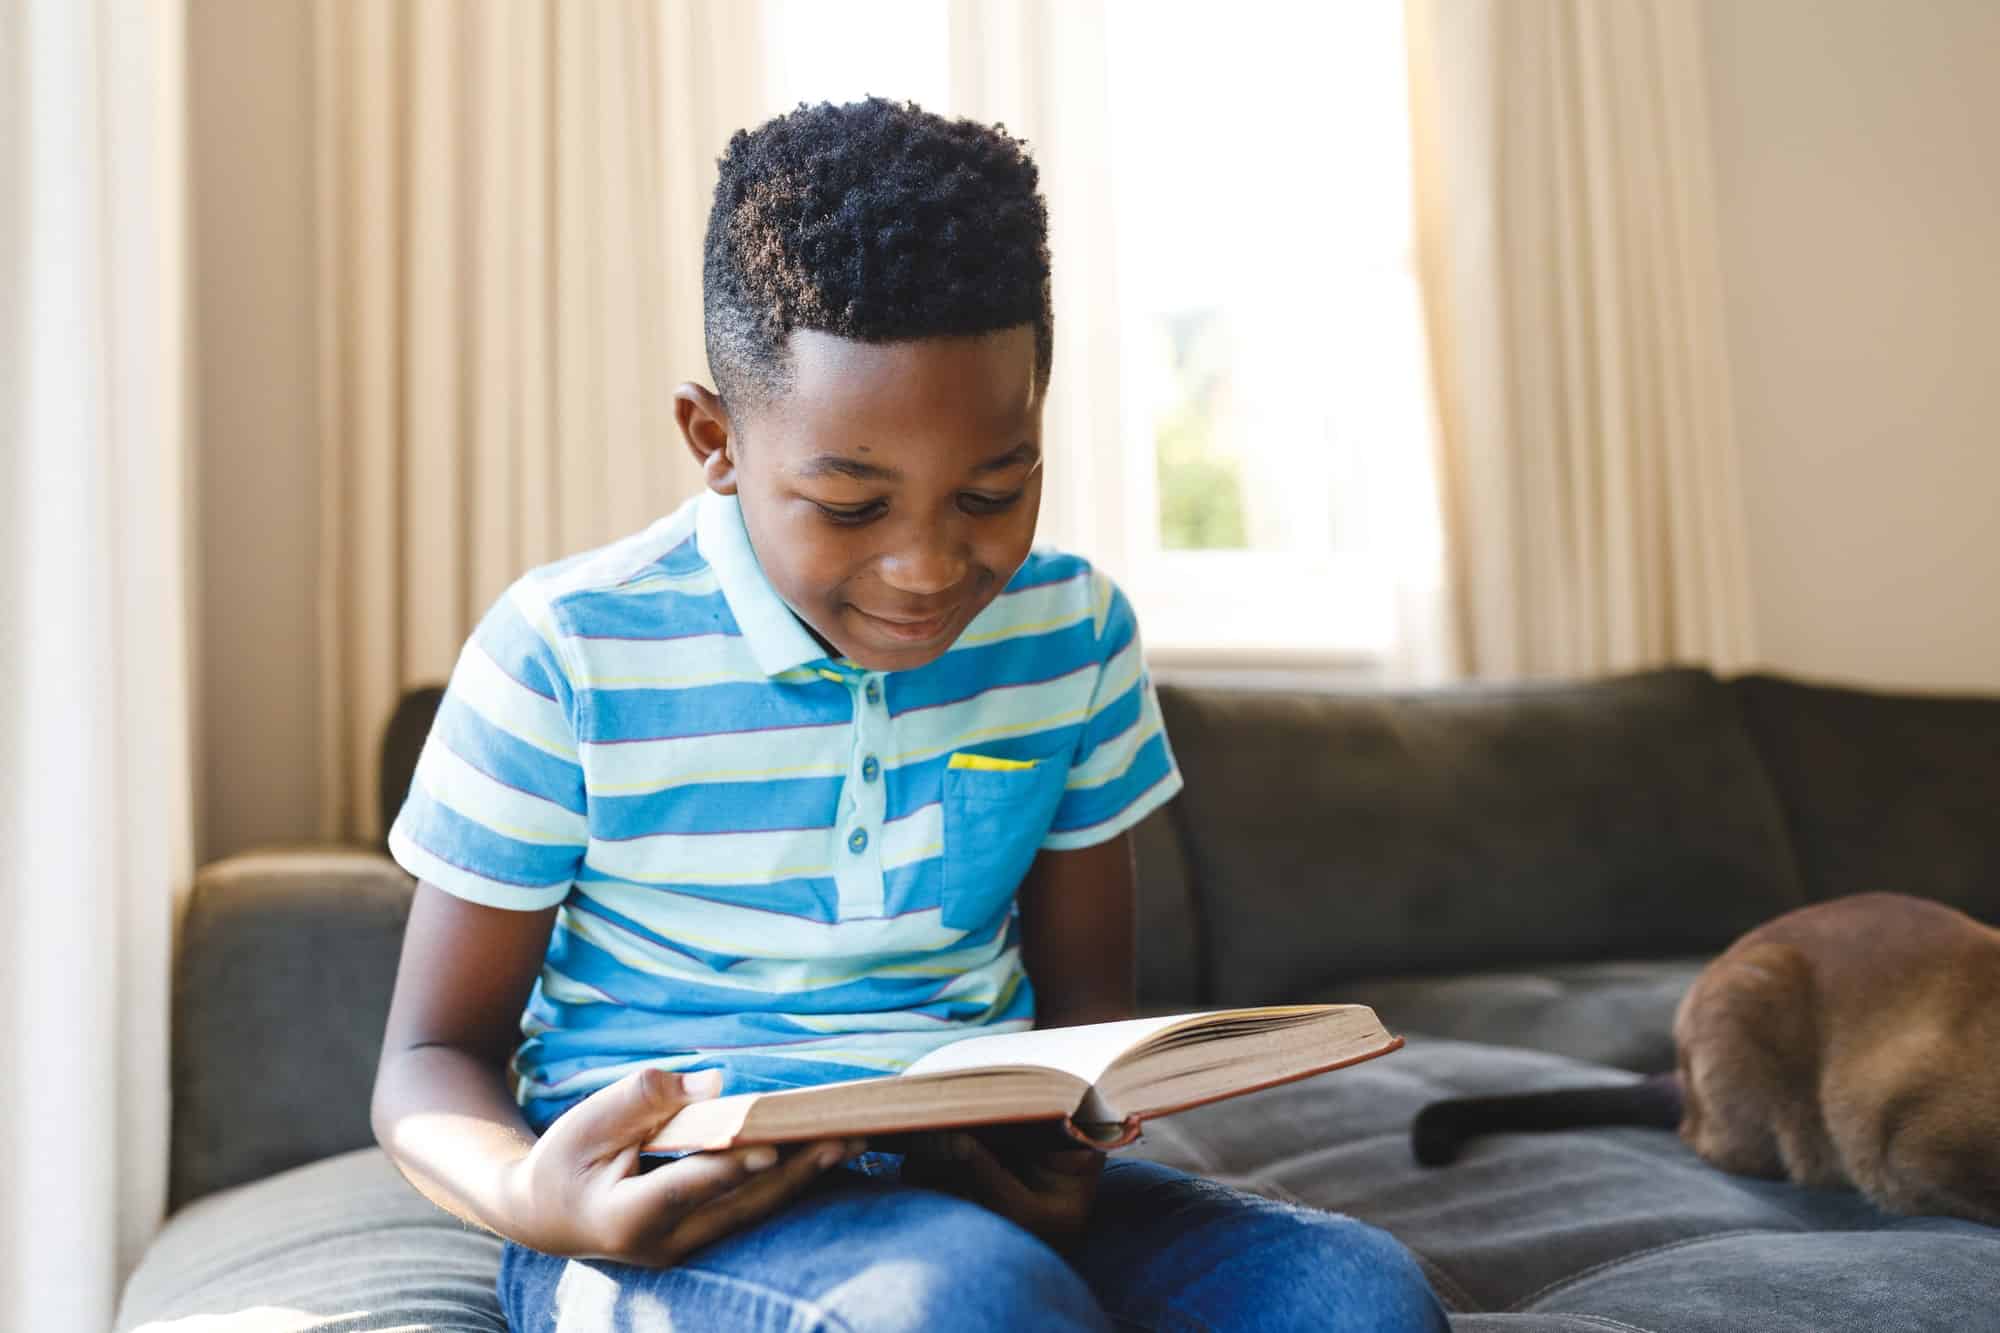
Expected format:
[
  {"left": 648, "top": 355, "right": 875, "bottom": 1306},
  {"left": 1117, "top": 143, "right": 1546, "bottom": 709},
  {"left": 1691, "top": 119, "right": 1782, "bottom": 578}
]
[
  {"left": 646, "top": 1140, "right": 854, "bottom": 1262},
  {"left": 605, "top": 1144, "right": 770, "bottom": 1229},
  {"left": 615, "top": 1138, "right": 849, "bottom": 1227},
  {"left": 552, "top": 1068, "right": 722, "bottom": 1164}
]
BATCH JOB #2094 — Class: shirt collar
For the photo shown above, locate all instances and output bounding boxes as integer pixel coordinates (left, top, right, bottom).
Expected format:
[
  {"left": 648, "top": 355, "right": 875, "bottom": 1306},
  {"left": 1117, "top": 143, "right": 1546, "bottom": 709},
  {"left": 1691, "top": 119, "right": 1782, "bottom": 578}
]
[{"left": 696, "top": 489, "right": 833, "bottom": 678}]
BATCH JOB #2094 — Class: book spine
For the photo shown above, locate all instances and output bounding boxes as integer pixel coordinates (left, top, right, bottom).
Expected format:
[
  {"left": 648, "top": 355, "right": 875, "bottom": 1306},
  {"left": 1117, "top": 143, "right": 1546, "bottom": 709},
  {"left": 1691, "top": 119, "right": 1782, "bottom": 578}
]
[{"left": 1062, "top": 1113, "right": 1144, "bottom": 1150}]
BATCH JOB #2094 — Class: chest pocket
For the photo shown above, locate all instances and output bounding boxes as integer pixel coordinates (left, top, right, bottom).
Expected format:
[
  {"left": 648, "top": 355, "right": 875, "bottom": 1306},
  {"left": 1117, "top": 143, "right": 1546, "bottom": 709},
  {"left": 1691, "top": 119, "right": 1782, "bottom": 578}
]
[{"left": 939, "top": 751, "right": 1071, "bottom": 931}]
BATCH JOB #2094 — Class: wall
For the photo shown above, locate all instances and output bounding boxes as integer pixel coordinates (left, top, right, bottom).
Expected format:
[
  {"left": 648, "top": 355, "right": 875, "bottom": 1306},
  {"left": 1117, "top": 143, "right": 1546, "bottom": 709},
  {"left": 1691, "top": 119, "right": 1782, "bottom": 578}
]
[
  {"left": 188, "top": 0, "right": 320, "bottom": 861},
  {"left": 1703, "top": 0, "right": 2000, "bottom": 694}
]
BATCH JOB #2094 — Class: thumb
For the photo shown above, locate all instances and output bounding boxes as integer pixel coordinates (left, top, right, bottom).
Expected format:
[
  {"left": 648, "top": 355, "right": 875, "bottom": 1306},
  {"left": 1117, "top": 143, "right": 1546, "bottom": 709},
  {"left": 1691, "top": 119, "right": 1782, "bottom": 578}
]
[{"left": 554, "top": 1067, "right": 723, "bottom": 1161}]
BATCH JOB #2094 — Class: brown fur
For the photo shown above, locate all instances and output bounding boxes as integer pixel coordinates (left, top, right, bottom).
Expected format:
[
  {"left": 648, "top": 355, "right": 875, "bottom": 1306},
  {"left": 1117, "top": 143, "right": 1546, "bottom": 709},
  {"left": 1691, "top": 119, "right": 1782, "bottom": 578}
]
[
  {"left": 1415, "top": 893, "right": 2000, "bottom": 1224},
  {"left": 1672, "top": 893, "right": 2000, "bottom": 1224}
]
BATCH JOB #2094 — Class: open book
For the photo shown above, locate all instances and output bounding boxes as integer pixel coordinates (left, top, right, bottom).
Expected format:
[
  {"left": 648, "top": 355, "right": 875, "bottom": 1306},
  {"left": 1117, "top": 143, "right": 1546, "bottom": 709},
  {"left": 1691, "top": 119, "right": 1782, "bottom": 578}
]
[{"left": 643, "top": 1004, "right": 1401, "bottom": 1153}]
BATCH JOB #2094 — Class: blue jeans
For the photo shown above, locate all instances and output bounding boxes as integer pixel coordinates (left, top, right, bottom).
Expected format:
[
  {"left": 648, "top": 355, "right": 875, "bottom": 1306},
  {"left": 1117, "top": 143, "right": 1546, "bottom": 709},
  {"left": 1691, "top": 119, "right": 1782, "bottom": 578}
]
[{"left": 498, "top": 1156, "right": 1450, "bottom": 1332}]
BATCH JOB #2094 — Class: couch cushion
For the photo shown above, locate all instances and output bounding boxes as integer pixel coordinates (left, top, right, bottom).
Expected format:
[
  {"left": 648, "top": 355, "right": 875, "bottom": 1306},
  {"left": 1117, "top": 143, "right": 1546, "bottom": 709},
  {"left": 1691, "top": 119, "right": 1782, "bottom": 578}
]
[
  {"left": 1327, "top": 956, "right": 1709, "bottom": 1074},
  {"left": 172, "top": 849, "right": 415, "bottom": 1210},
  {"left": 1130, "top": 1039, "right": 2000, "bottom": 1331},
  {"left": 129, "top": 1041, "right": 1997, "bottom": 1332},
  {"left": 117, "top": 1147, "right": 503, "bottom": 1332},
  {"left": 1732, "top": 673, "right": 2000, "bottom": 921},
  {"left": 1156, "top": 669, "right": 1806, "bottom": 1006}
]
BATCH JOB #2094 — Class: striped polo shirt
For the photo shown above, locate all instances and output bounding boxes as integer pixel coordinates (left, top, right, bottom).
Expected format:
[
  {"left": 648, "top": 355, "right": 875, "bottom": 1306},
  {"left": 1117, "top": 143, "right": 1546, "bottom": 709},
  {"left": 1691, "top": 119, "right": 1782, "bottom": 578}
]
[{"left": 388, "top": 489, "right": 1181, "bottom": 1131}]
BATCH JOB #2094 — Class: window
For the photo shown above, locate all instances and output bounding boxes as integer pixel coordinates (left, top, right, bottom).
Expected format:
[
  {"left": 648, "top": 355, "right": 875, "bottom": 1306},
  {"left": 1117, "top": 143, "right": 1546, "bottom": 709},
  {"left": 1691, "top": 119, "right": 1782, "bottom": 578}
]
[
  {"left": 763, "top": 0, "right": 948, "bottom": 114},
  {"left": 760, "top": 1, "right": 1437, "bottom": 667}
]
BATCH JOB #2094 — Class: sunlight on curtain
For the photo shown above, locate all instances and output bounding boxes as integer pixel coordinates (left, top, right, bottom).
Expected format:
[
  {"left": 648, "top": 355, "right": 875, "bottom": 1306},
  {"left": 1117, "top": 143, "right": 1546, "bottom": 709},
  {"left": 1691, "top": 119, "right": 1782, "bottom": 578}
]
[
  {"left": 1408, "top": 0, "right": 1754, "bottom": 677},
  {"left": 2, "top": 1, "right": 193, "bottom": 1325},
  {"left": 313, "top": 0, "right": 766, "bottom": 841}
]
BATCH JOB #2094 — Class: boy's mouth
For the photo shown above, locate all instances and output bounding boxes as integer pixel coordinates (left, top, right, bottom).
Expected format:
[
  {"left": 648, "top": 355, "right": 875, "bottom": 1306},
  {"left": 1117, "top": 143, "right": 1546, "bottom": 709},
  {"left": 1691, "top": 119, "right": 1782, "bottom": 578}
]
[{"left": 852, "top": 604, "right": 960, "bottom": 644}]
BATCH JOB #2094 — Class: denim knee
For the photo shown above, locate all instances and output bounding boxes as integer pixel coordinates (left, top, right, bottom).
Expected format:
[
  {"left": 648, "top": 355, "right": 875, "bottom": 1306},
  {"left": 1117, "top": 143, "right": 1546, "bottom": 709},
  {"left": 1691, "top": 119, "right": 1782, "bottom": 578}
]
[
  {"left": 813, "top": 1190, "right": 1111, "bottom": 1333},
  {"left": 1083, "top": 1163, "right": 1449, "bottom": 1333},
  {"left": 1305, "top": 1213, "right": 1451, "bottom": 1333}
]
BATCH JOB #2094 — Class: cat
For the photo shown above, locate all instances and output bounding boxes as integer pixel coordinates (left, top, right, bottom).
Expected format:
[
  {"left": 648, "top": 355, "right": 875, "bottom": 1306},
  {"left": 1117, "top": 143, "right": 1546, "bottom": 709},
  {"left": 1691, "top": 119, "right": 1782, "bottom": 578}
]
[{"left": 1410, "top": 892, "right": 2000, "bottom": 1225}]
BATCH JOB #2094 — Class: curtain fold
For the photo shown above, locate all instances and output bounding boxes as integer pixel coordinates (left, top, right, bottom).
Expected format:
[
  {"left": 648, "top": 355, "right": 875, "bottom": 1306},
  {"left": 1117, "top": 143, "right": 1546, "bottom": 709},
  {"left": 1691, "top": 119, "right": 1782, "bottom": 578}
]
[
  {"left": 1408, "top": 0, "right": 1754, "bottom": 678},
  {"left": 3, "top": 0, "right": 193, "bottom": 1324},
  {"left": 313, "top": 0, "right": 765, "bottom": 842}
]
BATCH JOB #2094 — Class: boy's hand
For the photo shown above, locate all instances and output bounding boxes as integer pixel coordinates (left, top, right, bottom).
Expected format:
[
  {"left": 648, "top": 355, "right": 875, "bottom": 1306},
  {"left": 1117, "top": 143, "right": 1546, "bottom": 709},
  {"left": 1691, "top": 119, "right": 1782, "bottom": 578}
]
[
  {"left": 901, "top": 1127, "right": 1104, "bottom": 1250},
  {"left": 502, "top": 1067, "right": 860, "bottom": 1267}
]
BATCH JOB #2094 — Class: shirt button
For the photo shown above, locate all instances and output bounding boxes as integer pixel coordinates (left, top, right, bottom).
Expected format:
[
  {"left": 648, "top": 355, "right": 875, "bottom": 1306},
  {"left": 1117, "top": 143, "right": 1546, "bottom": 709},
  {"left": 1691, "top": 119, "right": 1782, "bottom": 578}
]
[
  {"left": 848, "top": 828, "right": 869, "bottom": 854},
  {"left": 861, "top": 755, "right": 881, "bottom": 783},
  {"left": 864, "top": 679, "right": 882, "bottom": 705}
]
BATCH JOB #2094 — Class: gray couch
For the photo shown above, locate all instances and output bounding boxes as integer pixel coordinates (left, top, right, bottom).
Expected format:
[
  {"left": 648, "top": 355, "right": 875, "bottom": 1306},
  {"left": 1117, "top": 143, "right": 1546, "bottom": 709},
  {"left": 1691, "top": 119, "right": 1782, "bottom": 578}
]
[{"left": 117, "top": 668, "right": 2000, "bottom": 1331}]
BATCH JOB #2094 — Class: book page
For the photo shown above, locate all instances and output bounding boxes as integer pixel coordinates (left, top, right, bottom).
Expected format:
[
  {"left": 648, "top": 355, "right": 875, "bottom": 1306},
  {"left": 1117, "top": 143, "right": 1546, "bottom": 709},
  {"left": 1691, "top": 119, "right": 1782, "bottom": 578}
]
[
  {"left": 901, "top": 1013, "right": 1227, "bottom": 1084},
  {"left": 641, "top": 1005, "right": 1399, "bottom": 1151},
  {"left": 1100, "top": 1005, "right": 1396, "bottom": 1122}
]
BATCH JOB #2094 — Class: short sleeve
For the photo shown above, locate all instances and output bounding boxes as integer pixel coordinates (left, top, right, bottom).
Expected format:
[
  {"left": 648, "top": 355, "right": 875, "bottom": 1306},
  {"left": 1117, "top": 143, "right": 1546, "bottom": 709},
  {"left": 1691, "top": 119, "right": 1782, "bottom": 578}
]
[
  {"left": 387, "top": 581, "right": 589, "bottom": 909},
  {"left": 1040, "top": 571, "right": 1183, "bottom": 850}
]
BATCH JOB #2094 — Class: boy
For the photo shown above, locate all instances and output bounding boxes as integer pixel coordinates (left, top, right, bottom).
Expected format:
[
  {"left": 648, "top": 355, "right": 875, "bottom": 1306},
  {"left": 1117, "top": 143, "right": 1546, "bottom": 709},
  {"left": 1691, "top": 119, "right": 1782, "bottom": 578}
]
[{"left": 374, "top": 98, "right": 1447, "bottom": 1332}]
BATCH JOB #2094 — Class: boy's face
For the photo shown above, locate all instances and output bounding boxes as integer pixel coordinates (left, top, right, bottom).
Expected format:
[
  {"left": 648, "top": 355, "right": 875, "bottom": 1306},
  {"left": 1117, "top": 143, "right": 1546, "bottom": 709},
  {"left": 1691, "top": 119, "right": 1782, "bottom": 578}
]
[{"left": 679, "top": 324, "right": 1044, "bottom": 673}]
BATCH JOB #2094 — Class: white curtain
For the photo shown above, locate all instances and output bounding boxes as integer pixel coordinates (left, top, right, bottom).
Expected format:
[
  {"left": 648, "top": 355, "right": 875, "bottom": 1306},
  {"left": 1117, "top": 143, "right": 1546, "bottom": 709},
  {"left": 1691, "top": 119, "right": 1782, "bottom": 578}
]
[
  {"left": 1408, "top": 0, "right": 1755, "bottom": 678},
  {"left": 945, "top": 0, "right": 1129, "bottom": 570},
  {"left": 313, "top": 0, "right": 767, "bottom": 842},
  {"left": 1, "top": 1, "right": 194, "bottom": 1326}
]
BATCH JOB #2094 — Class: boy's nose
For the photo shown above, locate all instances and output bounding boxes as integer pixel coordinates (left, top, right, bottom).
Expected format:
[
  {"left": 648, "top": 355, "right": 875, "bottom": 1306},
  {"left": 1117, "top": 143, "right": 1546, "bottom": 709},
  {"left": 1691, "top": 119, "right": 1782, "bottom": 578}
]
[{"left": 879, "top": 536, "right": 970, "bottom": 596}]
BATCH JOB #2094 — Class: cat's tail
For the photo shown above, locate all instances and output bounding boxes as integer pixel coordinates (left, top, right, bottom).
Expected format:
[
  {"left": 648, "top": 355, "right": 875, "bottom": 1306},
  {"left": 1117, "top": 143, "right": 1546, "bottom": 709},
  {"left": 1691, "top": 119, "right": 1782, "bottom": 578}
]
[{"left": 1411, "top": 1072, "right": 1684, "bottom": 1166}]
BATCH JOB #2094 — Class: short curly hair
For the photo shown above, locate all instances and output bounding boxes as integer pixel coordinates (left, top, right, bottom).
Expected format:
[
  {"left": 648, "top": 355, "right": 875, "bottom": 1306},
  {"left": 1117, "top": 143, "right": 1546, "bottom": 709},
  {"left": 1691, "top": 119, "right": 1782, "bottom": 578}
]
[{"left": 703, "top": 98, "right": 1053, "bottom": 410}]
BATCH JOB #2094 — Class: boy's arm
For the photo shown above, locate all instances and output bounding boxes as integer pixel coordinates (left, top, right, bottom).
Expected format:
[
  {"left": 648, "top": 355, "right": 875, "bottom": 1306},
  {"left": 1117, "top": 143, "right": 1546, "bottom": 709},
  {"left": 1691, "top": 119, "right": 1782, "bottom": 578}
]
[
  {"left": 370, "top": 882, "right": 559, "bottom": 1232},
  {"left": 372, "top": 880, "right": 852, "bottom": 1262},
  {"left": 1016, "top": 832, "right": 1138, "bottom": 1030}
]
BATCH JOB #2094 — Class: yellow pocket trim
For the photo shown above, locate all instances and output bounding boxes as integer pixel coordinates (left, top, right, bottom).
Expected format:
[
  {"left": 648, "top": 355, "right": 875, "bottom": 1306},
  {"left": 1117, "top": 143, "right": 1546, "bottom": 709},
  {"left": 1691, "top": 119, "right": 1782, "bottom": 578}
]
[{"left": 947, "top": 752, "right": 1039, "bottom": 773}]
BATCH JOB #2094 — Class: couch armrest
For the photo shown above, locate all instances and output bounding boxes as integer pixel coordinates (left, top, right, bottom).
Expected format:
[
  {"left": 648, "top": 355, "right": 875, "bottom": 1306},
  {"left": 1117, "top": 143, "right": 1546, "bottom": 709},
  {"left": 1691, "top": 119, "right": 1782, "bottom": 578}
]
[{"left": 170, "top": 846, "right": 415, "bottom": 1211}]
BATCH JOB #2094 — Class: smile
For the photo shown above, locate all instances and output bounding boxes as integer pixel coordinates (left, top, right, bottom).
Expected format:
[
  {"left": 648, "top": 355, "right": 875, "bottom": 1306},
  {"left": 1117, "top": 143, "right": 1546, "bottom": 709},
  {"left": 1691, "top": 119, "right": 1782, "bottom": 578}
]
[{"left": 854, "top": 606, "right": 960, "bottom": 643}]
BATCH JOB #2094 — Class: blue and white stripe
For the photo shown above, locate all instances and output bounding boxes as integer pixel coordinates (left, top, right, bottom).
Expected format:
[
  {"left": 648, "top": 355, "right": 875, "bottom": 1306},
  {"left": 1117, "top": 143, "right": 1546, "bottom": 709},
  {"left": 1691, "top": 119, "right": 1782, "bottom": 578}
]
[{"left": 389, "top": 489, "right": 1181, "bottom": 1129}]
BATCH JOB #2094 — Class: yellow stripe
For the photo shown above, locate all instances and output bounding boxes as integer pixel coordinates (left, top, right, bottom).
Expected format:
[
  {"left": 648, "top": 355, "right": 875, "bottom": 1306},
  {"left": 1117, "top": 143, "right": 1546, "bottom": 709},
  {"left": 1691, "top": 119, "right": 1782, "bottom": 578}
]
[
  {"left": 1064, "top": 718, "right": 1163, "bottom": 791},
  {"left": 562, "top": 911, "right": 908, "bottom": 987},
  {"left": 1093, "top": 659, "right": 1145, "bottom": 715},
  {"left": 954, "top": 609, "right": 1090, "bottom": 648},
  {"left": 948, "top": 752, "right": 1039, "bottom": 772},
  {"left": 591, "top": 760, "right": 847, "bottom": 795},
  {"left": 561, "top": 897, "right": 994, "bottom": 987},
  {"left": 578, "top": 671, "right": 762, "bottom": 690},
  {"left": 596, "top": 861, "right": 835, "bottom": 886},
  {"left": 739, "top": 1046, "right": 917, "bottom": 1073},
  {"left": 890, "top": 707, "right": 1089, "bottom": 765},
  {"left": 883, "top": 839, "right": 942, "bottom": 872},
  {"left": 610, "top": 570, "right": 721, "bottom": 596}
]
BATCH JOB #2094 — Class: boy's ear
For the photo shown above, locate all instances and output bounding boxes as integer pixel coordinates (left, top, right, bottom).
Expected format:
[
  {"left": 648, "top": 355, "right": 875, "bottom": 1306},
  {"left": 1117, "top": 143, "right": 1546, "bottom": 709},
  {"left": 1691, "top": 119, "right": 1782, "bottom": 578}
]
[{"left": 673, "top": 383, "right": 738, "bottom": 495}]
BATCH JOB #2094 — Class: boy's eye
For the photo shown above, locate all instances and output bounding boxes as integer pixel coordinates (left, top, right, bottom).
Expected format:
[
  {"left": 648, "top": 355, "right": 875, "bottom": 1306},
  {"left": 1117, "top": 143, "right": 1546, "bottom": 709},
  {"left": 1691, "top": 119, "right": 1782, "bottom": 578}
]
[
  {"left": 958, "top": 489, "right": 1024, "bottom": 515},
  {"left": 813, "top": 500, "right": 887, "bottom": 525}
]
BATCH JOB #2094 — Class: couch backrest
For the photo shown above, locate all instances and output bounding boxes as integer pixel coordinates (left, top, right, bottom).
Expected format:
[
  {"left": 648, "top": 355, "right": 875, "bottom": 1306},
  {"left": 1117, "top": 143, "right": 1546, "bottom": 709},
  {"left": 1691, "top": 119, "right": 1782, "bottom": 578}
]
[
  {"left": 1731, "top": 673, "right": 2000, "bottom": 918},
  {"left": 181, "top": 667, "right": 1995, "bottom": 1207},
  {"left": 1155, "top": 668, "right": 1808, "bottom": 1007},
  {"left": 170, "top": 849, "right": 412, "bottom": 1210}
]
